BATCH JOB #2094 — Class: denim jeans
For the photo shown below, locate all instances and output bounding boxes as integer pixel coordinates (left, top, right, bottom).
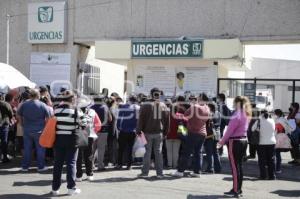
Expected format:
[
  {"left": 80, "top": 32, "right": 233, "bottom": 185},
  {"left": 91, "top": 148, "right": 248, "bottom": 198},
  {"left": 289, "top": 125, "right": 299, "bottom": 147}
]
[
  {"left": 52, "top": 146, "right": 78, "bottom": 191},
  {"left": 204, "top": 138, "right": 222, "bottom": 172},
  {"left": 275, "top": 149, "right": 282, "bottom": 171},
  {"left": 96, "top": 132, "right": 108, "bottom": 169},
  {"left": 166, "top": 139, "right": 181, "bottom": 168},
  {"left": 142, "top": 133, "right": 164, "bottom": 176},
  {"left": 22, "top": 132, "right": 45, "bottom": 169},
  {"left": 178, "top": 133, "right": 205, "bottom": 174},
  {"left": 0, "top": 125, "right": 9, "bottom": 160}
]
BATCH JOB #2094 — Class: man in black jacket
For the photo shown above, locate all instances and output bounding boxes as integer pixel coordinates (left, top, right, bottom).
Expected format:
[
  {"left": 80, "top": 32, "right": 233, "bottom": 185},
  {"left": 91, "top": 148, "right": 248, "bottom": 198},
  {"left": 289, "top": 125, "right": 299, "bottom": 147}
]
[{"left": 217, "top": 93, "right": 231, "bottom": 156}]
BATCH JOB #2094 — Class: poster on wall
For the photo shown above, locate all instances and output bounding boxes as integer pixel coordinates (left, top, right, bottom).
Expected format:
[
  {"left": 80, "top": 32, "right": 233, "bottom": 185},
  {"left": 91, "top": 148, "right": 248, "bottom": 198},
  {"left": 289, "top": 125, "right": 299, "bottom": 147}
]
[
  {"left": 181, "top": 67, "right": 217, "bottom": 97},
  {"left": 134, "top": 65, "right": 217, "bottom": 97},
  {"left": 30, "top": 52, "right": 71, "bottom": 95},
  {"left": 135, "top": 66, "right": 175, "bottom": 96}
]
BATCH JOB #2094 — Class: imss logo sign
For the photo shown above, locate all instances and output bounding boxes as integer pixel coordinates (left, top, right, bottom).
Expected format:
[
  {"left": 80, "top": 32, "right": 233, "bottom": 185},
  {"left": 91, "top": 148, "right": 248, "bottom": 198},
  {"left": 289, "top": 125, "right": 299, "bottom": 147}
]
[
  {"left": 28, "top": 2, "right": 67, "bottom": 43},
  {"left": 38, "top": 6, "right": 53, "bottom": 23}
]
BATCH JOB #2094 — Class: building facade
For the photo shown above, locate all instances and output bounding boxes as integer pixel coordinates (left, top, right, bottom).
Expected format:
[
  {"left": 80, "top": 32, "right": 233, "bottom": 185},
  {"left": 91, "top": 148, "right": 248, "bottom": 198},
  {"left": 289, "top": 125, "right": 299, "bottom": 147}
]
[{"left": 1, "top": 0, "right": 300, "bottom": 97}]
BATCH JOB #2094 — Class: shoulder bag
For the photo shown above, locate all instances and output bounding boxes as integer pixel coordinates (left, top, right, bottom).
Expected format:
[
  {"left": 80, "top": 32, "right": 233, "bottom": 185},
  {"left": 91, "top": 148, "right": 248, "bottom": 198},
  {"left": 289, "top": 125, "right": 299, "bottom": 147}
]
[
  {"left": 73, "top": 108, "right": 89, "bottom": 148},
  {"left": 250, "top": 119, "right": 260, "bottom": 145}
]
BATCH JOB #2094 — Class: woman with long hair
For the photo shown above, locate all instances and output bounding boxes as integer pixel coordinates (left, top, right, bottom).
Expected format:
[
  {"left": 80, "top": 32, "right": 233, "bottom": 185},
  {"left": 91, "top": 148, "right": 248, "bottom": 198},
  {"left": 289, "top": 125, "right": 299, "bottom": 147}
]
[{"left": 218, "top": 96, "right": 252, "bottom": 198}]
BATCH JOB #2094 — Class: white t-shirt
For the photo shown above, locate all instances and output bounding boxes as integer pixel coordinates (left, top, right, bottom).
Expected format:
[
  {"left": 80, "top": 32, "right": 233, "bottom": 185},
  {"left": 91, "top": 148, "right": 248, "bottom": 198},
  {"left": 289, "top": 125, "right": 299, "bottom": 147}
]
[{"left": 252, "top": 117, "right": 276, "bottom": 145}]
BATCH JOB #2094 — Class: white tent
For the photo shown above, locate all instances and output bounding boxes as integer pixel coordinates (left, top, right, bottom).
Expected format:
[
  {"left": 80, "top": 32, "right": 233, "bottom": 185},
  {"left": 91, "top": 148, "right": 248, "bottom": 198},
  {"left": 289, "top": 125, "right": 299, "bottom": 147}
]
[{"left": 0, "top": 63, "right": 36, "bottom": 92}]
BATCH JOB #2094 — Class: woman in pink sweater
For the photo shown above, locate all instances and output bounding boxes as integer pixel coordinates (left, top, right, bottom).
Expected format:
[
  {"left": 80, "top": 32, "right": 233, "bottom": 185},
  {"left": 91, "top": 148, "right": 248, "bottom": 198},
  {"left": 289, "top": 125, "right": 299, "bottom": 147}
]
[{"left": 218, "top": 96, "right": 252, "bottom": 198}]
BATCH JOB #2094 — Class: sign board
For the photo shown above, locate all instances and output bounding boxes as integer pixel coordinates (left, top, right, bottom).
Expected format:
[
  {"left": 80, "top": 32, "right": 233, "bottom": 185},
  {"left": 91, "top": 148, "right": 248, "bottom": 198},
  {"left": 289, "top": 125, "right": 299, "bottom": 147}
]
[
  {"left": 30, "top": 52, "right": 71, "bottom": 95},
  {"left": 244, "top": 83, "right": 256, "bottom": 104},
  {"left": 134, "top": 66, "right": 217, "bottom": 97},
  {"left": 28, "top": 1, "right": 67, "bottom": 43},
  {"left": 132, "top": 40, "right": 203, "bottom": 58}
]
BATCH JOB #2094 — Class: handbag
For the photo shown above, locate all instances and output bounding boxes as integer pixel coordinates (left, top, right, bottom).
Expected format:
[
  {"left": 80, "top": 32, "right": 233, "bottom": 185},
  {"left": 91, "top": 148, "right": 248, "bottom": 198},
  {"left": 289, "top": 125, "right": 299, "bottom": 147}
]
[
  {"left": 250, "top": 119, "right": 260, "bottom": 145},
  {"left": 276, "top": 133, "right": 292, "bottom": 149},
  {"left": 73, "top": 108, "right": 89, "bottom": 148},
  {"left": 39, "top": 108, "right": 66, "bottom": 148},
  {"left": 39, "top": 117, "right": 57, "bottom": 148}
]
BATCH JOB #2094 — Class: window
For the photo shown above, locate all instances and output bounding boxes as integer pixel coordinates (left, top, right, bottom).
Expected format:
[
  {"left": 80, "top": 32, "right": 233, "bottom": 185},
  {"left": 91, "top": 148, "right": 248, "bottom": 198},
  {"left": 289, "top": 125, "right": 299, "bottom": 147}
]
[{"left": 83, "top": 64, "right": 100, "bottom": 95}]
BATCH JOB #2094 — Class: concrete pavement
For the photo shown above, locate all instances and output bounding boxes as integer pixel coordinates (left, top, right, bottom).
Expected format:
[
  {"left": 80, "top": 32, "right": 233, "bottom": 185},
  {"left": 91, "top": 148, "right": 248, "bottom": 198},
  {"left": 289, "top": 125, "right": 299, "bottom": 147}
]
[{"left": 0, "top": 155, "right": 299, "bottom": 199}]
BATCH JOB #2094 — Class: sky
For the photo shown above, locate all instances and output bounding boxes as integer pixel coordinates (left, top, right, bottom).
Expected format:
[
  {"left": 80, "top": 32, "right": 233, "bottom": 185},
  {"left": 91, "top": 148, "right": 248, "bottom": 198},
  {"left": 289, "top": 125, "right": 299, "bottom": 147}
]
[{"left": 245, "top": 44, "right": 300, "bottom": 61}]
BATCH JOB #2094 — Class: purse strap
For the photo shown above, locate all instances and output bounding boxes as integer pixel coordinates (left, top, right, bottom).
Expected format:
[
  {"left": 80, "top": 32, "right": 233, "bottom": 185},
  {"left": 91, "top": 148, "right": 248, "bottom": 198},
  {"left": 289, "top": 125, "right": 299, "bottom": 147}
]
[{"left": 72, "top": 108, "right": 78, "bottom": 135}]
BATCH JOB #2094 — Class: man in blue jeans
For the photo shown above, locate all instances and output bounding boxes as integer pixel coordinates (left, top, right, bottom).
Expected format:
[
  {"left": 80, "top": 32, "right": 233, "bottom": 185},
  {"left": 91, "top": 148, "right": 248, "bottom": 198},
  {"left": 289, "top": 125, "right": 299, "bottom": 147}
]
[
  {"left": 0, "top": 93, "right": 13, "bottom": 163},
  {"left": 17, "top": 89, "right": 51, "bottom": 172}
]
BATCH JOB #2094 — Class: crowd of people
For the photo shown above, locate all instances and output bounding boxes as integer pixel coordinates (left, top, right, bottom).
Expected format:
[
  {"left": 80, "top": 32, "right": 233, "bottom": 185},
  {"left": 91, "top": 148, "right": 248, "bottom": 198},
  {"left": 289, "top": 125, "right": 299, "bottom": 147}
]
[{"left": 0, "top": 86, "right": 300, "bottom": 198}]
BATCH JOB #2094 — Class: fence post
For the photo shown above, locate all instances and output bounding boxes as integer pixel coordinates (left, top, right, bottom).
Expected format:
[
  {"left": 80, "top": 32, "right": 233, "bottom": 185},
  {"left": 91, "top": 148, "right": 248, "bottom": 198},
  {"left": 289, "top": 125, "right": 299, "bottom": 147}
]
[{"left": 292, "top": 80, "right": 296, "bottom": 103}]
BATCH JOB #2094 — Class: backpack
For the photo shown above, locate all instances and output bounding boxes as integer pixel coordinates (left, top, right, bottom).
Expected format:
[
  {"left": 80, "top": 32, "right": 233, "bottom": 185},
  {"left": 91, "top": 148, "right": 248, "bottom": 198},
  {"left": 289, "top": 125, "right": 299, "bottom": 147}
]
[{"left": 250, "top": 119, "right": 260, "bottom": 145}]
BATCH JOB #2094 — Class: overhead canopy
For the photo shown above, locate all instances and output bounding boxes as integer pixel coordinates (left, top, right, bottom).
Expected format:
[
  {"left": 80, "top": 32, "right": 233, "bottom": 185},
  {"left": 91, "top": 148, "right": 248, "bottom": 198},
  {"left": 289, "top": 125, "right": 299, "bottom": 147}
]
[{"left": 0, "top": 63, "right": 36, "bottom": 92}]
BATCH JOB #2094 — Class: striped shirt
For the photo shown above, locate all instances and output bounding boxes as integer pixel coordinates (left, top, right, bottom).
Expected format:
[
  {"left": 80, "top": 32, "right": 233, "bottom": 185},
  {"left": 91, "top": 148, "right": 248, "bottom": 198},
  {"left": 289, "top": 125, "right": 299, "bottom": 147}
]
[{"left": 54, "top": 104, "right": 86, "bottom": 135}]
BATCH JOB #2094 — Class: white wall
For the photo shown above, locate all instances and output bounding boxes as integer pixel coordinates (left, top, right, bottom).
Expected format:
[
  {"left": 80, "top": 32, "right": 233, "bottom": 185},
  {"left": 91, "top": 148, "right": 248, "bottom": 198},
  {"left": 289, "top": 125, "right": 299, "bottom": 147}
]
[
  {"left": 246, "top": 58, "right": 300, "bottom": 79},
  {"left": 73, "top": 0, "right": 300, "bottom": 42},
  {"left": 246, "top": 58, "right": 300, "bottom": 112},
  {"left": 84, "top": 46, "right": 125, "bottom": 98}
]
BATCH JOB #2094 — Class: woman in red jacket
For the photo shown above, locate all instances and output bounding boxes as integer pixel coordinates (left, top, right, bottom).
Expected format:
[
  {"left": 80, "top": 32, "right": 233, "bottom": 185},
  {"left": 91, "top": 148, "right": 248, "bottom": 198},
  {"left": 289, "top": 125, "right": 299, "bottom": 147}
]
[{"left": 166, "top": 96, "right": 187, "bottom": 169}]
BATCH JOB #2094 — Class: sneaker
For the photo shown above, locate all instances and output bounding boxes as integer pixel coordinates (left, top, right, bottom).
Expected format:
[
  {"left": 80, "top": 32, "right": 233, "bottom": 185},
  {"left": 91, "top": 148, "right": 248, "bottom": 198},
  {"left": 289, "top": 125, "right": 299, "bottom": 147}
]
[
  {"left": 87, "top": 176, "right": 94, "bottom": 182},
  {"left": 137, "top": 173, "right": 149, "bottom": 178},
  {"left": 203, "top": 170, "right": 214, "bottom": 174},
  {"left": 246, "top": 155, "right": 255, "bottom": 160},
  {"left": 172, "top": 171, "right": 184, "bottom": 177},
  {"left": 37, "top": 167, "right": 48, "bottom": 172},
  {"left": 276, "top": 170, "right": 282, "bottom": 174},
  {"left": 114, "top": 165, "right": 122, "bottom": 170},
  {"left": 190, "top": 172, "right": 200, "bottom": 178},
  {"left": 20, "top": 168, "right": 29, "bottom": 172},
  {"left": 156, "top": 174, "right": 164, "bottom": 179},
  {"left": 224, "top": 190, "right": 239, "bottom": 198},
  {"left": 76, "top": 177, "right": 82, "bottom": 182},
  {"left": 67, "top": 188, "right": 81, "bottom": 195},
  {"left": 51, "top": 190, "right": 59, "bottom": 196}
]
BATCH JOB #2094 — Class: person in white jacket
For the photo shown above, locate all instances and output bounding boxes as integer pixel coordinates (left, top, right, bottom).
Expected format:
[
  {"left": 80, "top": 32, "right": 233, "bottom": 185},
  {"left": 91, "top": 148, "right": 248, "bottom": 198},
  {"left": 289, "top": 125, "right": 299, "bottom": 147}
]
[{"left": 252, "top": 110, "right": 276, "bottom": 180}]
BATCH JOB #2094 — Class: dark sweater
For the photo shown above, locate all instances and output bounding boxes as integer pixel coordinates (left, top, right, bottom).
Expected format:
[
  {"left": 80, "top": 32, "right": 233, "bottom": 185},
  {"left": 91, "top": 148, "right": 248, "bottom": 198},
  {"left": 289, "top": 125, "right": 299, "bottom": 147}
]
[
  {"left": 137, "top": 100, "right": 170, "bottom": 135},
  {"left": 0, "top": 101, "right": 13, "bottom": 126}
]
